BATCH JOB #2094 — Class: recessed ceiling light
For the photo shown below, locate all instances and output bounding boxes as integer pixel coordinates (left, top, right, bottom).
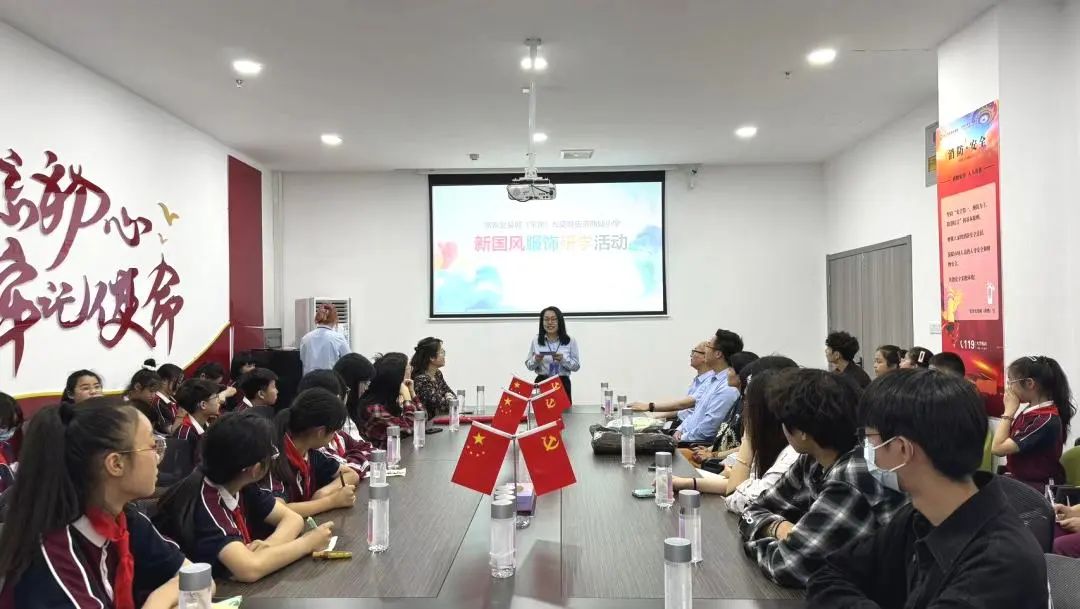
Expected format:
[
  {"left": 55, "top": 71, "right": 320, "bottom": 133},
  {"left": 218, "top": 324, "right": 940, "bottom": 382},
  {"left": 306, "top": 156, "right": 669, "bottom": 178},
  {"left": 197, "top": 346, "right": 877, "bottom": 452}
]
[
  {"left": 520, "top": 55, "right": 548, "bottom": 71},
  {"left": 320, "top": 133, "right": 343, "bottom": 146},
  {"left": 232, "top": 59, "right": 263, "bottom": 76},
  {"left": 734, "top": 125, "right": 758, "bottom": 139},
  {"left": 806, "top": 48, "right": 837, "bottom": 66},
  {"left": 532, "top": 132, "right": 548, "bottom": 143}
]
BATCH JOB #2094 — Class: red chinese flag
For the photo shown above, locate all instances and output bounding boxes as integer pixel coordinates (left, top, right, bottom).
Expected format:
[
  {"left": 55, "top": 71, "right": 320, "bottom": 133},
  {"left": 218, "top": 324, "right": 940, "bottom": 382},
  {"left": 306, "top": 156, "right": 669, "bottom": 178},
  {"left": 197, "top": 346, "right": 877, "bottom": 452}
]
[
  {"left": 490, "top": 391, "right": 529, "bottom": 434},
  {"left": 509, "top": 376, "right": 534, "bottom": 395},
  {"left": 450, "top": 423, "right": 511, "bottom": 494},
  {"left": 519, "top": 423, "right": 576, "bottom": 495},
  {"left": 532, "top": 385, "right": 572, "bottom": 427}
]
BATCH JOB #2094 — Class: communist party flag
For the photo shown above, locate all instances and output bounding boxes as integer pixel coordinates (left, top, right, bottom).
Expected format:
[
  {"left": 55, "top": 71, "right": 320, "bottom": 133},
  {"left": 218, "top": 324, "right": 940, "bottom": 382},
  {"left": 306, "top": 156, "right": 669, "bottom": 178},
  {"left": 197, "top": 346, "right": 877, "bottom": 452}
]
[
  {"left": 450, "top": 421, "right": 511, "bottom": 494},
  {"left": 509, "top": 376, "right": 534, "bottom": 395},
  {"left": 533, "top": 382, "right": 571, "bottom": 427},
  {"left": 490, "top": 390, "right": 529, "bottom": 434},
  {"left": 518, "top": 421, "right": 576, "bottom": 495}
]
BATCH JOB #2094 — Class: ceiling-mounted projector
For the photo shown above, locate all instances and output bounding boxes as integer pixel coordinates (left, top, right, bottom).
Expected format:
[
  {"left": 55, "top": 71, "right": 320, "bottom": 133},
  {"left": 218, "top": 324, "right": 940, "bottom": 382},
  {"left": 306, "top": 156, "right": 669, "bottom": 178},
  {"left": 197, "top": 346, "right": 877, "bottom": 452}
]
[{"left": 507, "top": 175, "right": 556, "bottom": 202}]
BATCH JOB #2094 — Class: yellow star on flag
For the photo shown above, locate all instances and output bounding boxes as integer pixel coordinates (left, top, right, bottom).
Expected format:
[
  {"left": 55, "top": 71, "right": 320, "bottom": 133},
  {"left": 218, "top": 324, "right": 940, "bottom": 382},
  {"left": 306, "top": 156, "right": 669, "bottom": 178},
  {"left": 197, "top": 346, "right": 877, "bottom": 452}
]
[
  {"left": 503, "top": 397, "right": 512, "bottom": 406},
  {"left": 472, "top": 432, "right": 486, "bottom": 445}
]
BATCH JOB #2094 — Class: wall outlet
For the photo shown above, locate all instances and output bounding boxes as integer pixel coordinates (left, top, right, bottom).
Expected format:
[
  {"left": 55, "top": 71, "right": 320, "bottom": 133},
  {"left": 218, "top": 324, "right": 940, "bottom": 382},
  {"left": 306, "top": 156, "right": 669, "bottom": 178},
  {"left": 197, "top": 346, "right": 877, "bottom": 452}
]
[{"left": 929, "top": 322, "right": 942, "bottom": 335}]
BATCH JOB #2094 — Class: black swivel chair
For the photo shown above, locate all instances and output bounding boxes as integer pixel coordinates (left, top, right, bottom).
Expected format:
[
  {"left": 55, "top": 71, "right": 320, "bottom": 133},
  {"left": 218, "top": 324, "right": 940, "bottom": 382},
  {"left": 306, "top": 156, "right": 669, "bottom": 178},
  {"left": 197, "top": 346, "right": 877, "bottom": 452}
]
[
  {"left": 988, "top": 472, "right": 1056, "bottom": 552},
  {"left": 1046, "top": 553, "right": 1080, "bottom": 609}
]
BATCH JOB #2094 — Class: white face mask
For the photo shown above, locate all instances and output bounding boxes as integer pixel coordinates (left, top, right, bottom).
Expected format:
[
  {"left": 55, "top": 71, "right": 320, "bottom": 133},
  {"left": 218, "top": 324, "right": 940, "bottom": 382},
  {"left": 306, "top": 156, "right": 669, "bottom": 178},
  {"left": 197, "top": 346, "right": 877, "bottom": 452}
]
[
  {"left": 0, "top": 428, "right": 14, "bottom": 442},
  {"left": 864, "top": 436, "right": 906, "bottom": 493}
]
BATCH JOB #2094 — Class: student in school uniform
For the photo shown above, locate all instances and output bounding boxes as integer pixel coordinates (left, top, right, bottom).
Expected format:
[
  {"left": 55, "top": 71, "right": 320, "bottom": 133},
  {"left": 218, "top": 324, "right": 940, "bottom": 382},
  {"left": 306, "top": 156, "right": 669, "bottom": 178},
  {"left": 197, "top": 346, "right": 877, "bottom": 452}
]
[
  {"left": 297, "top": 369, "right": 374, "bottom": 478},
  {"left": 61, "top": 369, "right": 104, "bottom": 404},
  {"left": 334, "top": 352, "right": 376, "bottom": 441},
  {"left": 154, "top": 412, "right": 333, "bottom": 582},
  {"left": 237, "top": 368, "right": 280, "bottom": 417},
  {"left": 172, "top": 379, "right": 224, "bottom": 460},
  {"left": 225, "top": 353, "right": 257, "bottom": 411},
  {"left": 153, "top": 363, "right": 185, "bottom": 435},
  {"left": 0, "top": 398, "right": 190, "bottom": 609},
  {"left": 349, "top": 353, "right": 417, "bottom": 449},
  {"left": 992, "top": 355, "right": 1076, "bottom": 489},
  {"left": 260, "top": 388, "right": 360, "bottom": 517},
  {"left": 0, "top": 392, "right": 24, "bottom": 494},
  {"left": 124, "top": 368, "right": 163, "bottom": 406}
]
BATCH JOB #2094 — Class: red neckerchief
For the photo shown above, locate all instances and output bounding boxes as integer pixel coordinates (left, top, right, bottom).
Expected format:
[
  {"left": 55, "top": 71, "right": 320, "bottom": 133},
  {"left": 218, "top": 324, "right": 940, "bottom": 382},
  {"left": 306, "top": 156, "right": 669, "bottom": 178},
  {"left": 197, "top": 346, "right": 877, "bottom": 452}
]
[
  {"left": 331, "top": 432, "right": 347, "bottom": 457},
  {"left": 85, "top": 508, "right": 135, "bottom": 609},
  {"left": 232, "top": 494, "right": 252, "bottom": 544},
  {"left": 284, "top": 433, "right": 313, "bottom": 499}
]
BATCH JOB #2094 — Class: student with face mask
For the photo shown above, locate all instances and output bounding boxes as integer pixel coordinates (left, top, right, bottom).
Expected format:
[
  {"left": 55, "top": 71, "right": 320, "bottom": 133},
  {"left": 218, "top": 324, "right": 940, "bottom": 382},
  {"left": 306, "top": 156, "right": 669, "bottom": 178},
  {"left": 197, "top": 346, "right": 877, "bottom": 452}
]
[{"left": 809, "top": 369, "right": 1048, "bottom": 608}]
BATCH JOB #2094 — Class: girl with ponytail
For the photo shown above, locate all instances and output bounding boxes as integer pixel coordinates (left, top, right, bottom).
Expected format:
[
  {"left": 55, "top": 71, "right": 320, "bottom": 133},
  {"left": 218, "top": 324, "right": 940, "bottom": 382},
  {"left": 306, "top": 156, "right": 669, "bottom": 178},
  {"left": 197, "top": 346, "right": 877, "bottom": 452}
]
[
  {"left": 992, "top": 355, "right": 1075, "bottom": 488},
  {"left": 259, "top": 388, "right": 359, "bottom": 517},
  {"left": 351, "top": 352, "right": 418, "bottom": 448},
  {"left": 0, "top": 398, "right": 188, "bottom": 609},
  {"left": 154, "top": 411, "right": 333, "bottom": 582}
]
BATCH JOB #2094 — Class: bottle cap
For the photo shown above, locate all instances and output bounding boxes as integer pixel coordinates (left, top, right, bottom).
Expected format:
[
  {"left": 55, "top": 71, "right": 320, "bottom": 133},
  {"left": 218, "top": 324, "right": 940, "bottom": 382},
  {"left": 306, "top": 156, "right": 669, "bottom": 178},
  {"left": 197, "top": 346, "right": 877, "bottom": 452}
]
[
  {"left": 369, "top": 482, "right": 390, "bottom": 500},
  {"left": 620, "top": 424, "right": 634, "bottom": 437},
  {"left": 178, "top": 562, "right": 212, "bottom": 591},
  {"left": 621, "top": 407, "right": 633, "bottom": 418},
  {"left": 617, "top": 395, "right": 627, "bottom": 403},
  {"left": 655, "top": 451, "right": 672, "bottom": 467},
  {"left": 491, "top": 499, "right": 515, "bottom": 519},
  {"left": 388, "top": 425, "right": 400, "bottom": 437},
  {"left": 370, "top": 449, "right": 386, "bottom": 463},
  {"left": 476, "top": 385, "right": 484, "bottom": 391},
  {"left": 604, "top": 390, "right": 613, "bottom": 397},
  {"left": 664, "top": 537, "right": 692, "bottom": 563},
  {"left": 678, "top": 489, "right": 701, "bottom": 509},
  {"left": 415, "top": 410, "right": 427, "bottom": 421},
  {"left": 601, "top": 382, "right": 609, "bottom": 388}
]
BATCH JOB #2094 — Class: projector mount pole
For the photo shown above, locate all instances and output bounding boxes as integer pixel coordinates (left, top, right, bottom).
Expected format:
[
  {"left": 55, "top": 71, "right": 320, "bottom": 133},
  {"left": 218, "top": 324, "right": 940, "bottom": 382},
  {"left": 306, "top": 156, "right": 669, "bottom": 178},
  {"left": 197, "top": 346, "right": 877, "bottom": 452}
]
[{"left": 524, "top": 38, "right": 540, "bottom": 180}]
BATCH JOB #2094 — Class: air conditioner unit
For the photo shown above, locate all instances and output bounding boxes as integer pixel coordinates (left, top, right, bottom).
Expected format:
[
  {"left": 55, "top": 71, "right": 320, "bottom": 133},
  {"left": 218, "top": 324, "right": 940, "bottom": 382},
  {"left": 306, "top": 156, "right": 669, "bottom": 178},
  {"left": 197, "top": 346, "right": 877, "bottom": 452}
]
[{"left": 294, "top": 297, "right": 352, "bottom": 347}]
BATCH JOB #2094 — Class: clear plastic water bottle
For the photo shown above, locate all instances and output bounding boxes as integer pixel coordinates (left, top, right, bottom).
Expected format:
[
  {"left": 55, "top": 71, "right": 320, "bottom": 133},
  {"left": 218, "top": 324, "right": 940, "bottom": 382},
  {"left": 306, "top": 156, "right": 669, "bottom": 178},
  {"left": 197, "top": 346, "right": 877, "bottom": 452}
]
[
  {"left": 456, "top": 389, "right": 466, "bottom": 411},
  {"left": 664, "top": 537, "right": 692, "bottom": 609},
  {"left": 369, "top": 449, "right": 387, "bottom": 485},
  {"left": 448, "top": 395, "right": 460, "bottom": 431},
  {"left": 476, "top": 385, "right": 486, "bottom": 415},
  {"left": 654, "top": 451, "right": 674, "bottom": 508},
  {"left": 621, "top": 424, "right": 636, "bottom": 468},
  {"left": 621, "top": 406, "right": 633, "bottom": 428},
  {"left": 603, "top": 390, "right": 614, "bottom": 422},
  {"left": 178, "top": 562, "right": 213, "bottom": 609},
  {"left": 678, "top": 490, "right": 702, "bottom": 563},
  {"left": 367, "top": 482, "right": 390, "bottom": 552},
  {"left": 617, "top": 394, "right": 628, "bottom": 417},
  {"left": 386, "top": 425, "right": 401, "bottom": 468},
  {"left": 413, "top": 410, "right": 426, "bottom": 449},
  {"left": 489, "top": 499, "right": 516, "bottom": 578},
  {"left": 600, "top": 381, "right": 609, "bottom": 410}
]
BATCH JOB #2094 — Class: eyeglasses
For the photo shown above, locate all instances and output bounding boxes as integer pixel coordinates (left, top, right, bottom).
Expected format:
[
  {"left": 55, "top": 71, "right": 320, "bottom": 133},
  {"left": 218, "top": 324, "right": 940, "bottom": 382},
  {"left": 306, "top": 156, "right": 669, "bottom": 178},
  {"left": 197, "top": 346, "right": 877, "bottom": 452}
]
[
  {"left": 1007, "top": 378, "right": 1032, "bottom": 386},
  {"left": 690, "top": 350, "right": 707, "bottom": 356},
  {"left": 120, "top": 437, "right": 168, "bottom": 462}
]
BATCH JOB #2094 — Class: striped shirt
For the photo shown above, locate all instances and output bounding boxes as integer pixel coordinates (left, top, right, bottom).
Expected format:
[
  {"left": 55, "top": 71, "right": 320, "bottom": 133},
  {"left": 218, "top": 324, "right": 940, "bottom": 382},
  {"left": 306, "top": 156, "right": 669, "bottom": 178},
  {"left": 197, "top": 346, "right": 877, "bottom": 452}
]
[
  {"left": 2, "top": 509, "right": 183, "bottom": 608},
  {"left": 188, "top": 480, "right": 277, "bottom": 579},
  {"left": 1006, "top": 401, "right": 1066, "bottom": 486},
  {"left": 320, "top": 431, "right": 374, "bottom": 478}
]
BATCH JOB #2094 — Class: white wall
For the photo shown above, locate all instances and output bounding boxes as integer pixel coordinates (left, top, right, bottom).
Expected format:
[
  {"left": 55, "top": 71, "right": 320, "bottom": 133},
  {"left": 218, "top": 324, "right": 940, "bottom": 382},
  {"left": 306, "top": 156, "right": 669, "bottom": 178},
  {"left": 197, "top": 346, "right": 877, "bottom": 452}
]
[
  {"left": 0, "top": 22, "right": 270, "bottom": 396},
  {"left": 824, "top": 100, "right": 940, "bottom": 349},
  {"left": 279, "top": 165, "right": 828, "bottom": 402}
]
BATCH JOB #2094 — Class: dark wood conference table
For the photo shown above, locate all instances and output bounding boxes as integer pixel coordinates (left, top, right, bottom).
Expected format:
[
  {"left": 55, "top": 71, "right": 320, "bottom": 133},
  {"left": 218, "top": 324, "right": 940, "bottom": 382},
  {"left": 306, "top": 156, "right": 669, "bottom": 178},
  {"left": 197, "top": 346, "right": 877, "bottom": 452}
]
[{"left": 218, "top": 409, "right": 806, "bottom": 608}]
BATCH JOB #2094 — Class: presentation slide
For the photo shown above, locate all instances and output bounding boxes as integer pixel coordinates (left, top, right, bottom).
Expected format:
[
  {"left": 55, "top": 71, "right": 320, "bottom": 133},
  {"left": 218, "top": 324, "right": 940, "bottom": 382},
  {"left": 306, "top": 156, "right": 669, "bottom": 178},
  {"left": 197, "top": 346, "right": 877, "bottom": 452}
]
[{"left": 430, "top": 173, "right": 665, "bottom": 317}]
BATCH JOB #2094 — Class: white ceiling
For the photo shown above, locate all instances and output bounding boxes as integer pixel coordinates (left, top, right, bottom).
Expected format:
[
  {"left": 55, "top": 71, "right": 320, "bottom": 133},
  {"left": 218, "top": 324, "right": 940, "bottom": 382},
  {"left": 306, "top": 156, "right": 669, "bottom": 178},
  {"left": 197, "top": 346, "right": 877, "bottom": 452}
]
[{"left": 1, "top": 0, "right": 995, "bottom": 171}]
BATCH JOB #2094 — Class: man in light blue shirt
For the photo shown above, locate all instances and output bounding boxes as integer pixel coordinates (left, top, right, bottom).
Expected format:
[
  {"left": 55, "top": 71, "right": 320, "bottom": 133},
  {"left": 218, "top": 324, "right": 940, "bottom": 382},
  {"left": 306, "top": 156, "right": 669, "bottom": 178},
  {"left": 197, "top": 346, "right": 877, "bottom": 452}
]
[
  {"left": 674, "top": 329, "right": 744, "bottom": 444},
  {"left": 630, "top": 340, "right": 715, "bottom": 416},
  {"left": 299, "top": 312, "right": 351, "bottom": 376}
]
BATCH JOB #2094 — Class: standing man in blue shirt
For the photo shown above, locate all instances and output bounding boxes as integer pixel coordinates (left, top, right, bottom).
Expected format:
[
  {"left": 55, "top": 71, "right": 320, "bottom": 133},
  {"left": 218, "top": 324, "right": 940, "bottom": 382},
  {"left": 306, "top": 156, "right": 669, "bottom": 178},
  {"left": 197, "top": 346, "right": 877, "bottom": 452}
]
[{"left": 674, "top": 329, "right": 743, "bottom": 444}]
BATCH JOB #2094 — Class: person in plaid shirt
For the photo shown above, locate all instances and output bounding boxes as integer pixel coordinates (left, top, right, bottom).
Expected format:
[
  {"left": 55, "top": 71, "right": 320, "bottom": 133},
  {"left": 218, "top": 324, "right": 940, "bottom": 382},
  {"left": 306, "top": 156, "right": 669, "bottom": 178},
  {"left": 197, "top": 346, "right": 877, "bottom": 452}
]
[
  {"left": 740, "top": 368, "right": 907, "bottom": 587},
  {"left": 350, "top": 352, "right": 417, "bottom": 449}
]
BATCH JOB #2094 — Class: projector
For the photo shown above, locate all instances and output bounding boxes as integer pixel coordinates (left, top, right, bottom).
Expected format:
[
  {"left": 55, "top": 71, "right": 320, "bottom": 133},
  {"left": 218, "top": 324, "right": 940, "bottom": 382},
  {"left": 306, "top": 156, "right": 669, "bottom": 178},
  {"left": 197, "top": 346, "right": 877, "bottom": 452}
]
[{"left": 507, "top": 176, "right": 556, "bottom": 202}]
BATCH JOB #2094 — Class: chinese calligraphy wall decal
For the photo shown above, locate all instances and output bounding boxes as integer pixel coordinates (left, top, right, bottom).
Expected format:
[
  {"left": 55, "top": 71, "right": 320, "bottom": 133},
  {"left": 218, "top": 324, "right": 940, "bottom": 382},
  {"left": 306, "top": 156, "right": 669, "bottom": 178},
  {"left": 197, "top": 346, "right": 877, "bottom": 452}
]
[{"left": 936, "top": 101, "right": 1004, "bottom": 414}]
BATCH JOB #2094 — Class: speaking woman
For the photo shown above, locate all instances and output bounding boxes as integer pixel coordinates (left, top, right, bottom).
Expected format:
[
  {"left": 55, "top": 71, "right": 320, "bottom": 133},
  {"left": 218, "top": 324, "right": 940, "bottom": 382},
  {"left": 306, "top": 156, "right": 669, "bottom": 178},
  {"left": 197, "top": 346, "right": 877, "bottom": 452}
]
[{"left": 525, "top": 306, "right": 580, "bottom": 402}]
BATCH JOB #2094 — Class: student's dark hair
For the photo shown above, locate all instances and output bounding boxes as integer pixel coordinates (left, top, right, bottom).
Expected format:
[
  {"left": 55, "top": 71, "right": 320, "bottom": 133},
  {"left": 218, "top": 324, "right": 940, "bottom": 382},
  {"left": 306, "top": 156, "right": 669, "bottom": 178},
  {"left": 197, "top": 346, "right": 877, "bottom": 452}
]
[
  {"left": 230, "top": 351, "right": 257, "bottom": 382},
  {"left": 0, "top": 392, "right": 24, "bottom": 430},
  {"left": 0, "top": 399, "right": 140, "bottom": 578},
  {"left": 175, "top": 379, "right": 222, "bottom": 415},
  {"left": 929, "top": 352, "right": 966, "bottom": 378},
  {"left": 353, "top": 352, "right": 408, "bottom": 424},
  {"left": 239, "top": 368, "right": 279, "bottom": 401},
  {"left": 712, "top": 329, "right": 745, "bottom": 362},
  {"left": 826, "top": 331, "right": 860, "bottom": 362},
  {"left": 876, "top": 345, "right": 903, "bottom": 369},
  {"left": 537, "top": 306, "right": 570, "bottom": 345},
  {"left": 157, "top": 363, "right": 185, "bottom": 393},
  {"left": 298, "top": 369, "right": 346, "bottom": 399},
  {"left": 768, "top": 368, "right": 861, "bottom": 453},
  {"left": 155, "top": 412, "right": 276, "bottom": 551},
  {"left": 740, "top": 357, "right": 799, "bottom": 475},
  {"left": 194, "top": 362, "right": 225, "bottom": 382},
  {"left": 62, "top": 369, "right": 102, "bottom": 404},
  {"left": 272, "top": 388, "right": 348, "bottom": 493},
  {"left": 729, "top": 352, "right": 759, "bottom": 378},
  {"left": 905, "top": 347, "right": 934, "bottom": 368},
  {"left": 410, "top": 337, "right": 443, "bottom": 377},
  {"left": 334, "top": 353, "right": 374, "bottom": 418},
  {"left": 1008, "top": 355, "right": 1076, "bottom": 433},
  {"left": 125, "top": 368, "right": 162, "bottom": 395},
  {"left": 861, "top": 369, "right": 986, "bottom": 481}
]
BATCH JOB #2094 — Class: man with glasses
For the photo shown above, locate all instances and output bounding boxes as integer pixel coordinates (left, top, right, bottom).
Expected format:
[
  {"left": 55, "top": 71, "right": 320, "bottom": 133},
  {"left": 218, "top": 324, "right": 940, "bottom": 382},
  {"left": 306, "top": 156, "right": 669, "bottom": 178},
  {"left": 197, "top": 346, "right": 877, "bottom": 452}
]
[
  {"left": 809, "top": 368, "right": 1047, "bottom": 607},
  {"left": 630, "top": 339, "right": 718, "bottom": 418}
]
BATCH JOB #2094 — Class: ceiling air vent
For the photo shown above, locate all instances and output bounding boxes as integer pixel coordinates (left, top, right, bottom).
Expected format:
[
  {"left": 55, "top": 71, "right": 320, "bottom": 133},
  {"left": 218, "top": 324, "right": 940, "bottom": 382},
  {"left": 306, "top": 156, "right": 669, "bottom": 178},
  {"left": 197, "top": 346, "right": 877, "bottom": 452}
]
[{"left": 560, "top": 149, "right": 594, "bottom": 160}]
